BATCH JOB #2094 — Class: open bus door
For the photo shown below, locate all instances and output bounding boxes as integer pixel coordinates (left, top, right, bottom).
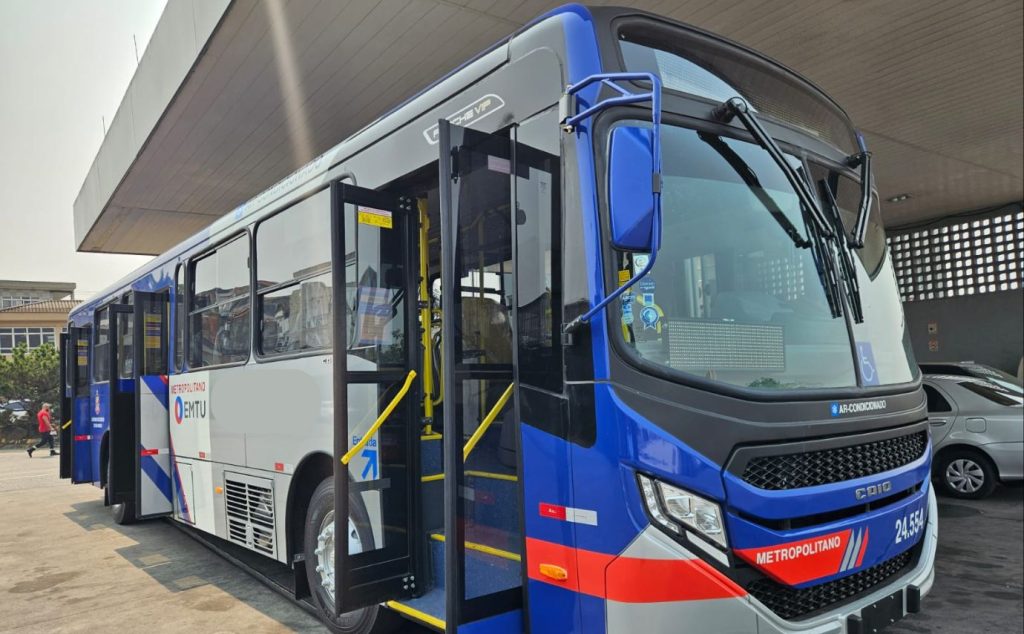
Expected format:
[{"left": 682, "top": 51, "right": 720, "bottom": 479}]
[
  {"left": 59, "top": 329, "right": 72, "bottom": 479},
  {"left": 133, "top": 291, "right": 173, "bottom": 519},
  {"left": 66, "top": 326, "right": 93, "bottom": 483},
  {"left": 438, "top": 120, "right": 522, "bottom": 629},
  {"left": 330, "top": 181, "right": 422, "bottom": 614},
  {"left": 107, "top": 304, "right": 136, "bottom": 513}
]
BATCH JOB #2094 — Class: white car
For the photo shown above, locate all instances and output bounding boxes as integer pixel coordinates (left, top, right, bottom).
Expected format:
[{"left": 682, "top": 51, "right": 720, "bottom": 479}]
[{"left": 1, "top": 400, "right": 30, "bottom": 422}]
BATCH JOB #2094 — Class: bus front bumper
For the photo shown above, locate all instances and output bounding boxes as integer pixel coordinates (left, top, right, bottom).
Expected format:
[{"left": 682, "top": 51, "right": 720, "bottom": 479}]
[{"left": 604, "top": 486, "right": 937, "bottom": 634}]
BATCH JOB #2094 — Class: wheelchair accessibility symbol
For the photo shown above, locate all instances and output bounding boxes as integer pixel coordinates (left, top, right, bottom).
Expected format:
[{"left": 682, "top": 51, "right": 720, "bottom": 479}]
[{"left": 856, "top": 342, "right": 879, "bottom": 386}]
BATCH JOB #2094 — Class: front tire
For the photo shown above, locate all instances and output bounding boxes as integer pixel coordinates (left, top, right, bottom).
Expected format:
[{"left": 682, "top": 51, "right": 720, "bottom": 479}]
[
  {"left": 303, "top": 478, "right": 398, "bottom": 634},
  {"left": 937, "top": 448, "right": 998, "bottom": 499}
]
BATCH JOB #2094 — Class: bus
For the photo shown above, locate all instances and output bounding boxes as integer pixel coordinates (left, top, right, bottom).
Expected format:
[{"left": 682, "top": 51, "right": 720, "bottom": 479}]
[{"left": 60, "top": 5, "right": 936, "bottom": 633}]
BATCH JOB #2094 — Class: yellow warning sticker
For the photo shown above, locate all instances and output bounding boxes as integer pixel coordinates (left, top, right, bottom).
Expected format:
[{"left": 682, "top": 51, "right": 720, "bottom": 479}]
[
  {"left": 358, "top": 207, "right": 393, "bottom": 229},
  {"left": 618, "top": 269, "right": 631, "bottom": 286}
]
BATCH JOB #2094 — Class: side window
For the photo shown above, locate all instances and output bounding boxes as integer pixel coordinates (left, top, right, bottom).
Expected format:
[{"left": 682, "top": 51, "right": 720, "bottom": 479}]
[
  {"left": 189, "top": 235, "right": 251, "bottom": 368},
  {"left": 923, "top": 384, "right": 952, "bottom": 413},
  {"left": 140, "top": 291, "right": 169, "bottom": 375},
  {"left": 514, "top": 113, "right": 562, "bottom": 392},
  {"left": 94, "top": 308, "right": 110, "bottom": 382},
  {"left": 174, "top": 265, "right": 185, "bottom": 371},
  {"left": 255, "top": 190, "right": 332, "bottom": 356},
  {"left": 75, "top": 327, "right": 91, "bottom": 395}
]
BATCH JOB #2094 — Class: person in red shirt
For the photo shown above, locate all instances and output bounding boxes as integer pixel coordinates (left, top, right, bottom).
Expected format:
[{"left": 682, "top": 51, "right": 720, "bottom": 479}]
[{"left": 27, "top": 403, "right": 57, "bottom": 457}]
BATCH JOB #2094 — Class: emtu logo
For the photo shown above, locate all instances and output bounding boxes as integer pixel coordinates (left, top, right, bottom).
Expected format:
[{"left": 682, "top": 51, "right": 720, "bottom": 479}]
[{"left": 174, "top": 396, "right": 184, "bottom": 424}]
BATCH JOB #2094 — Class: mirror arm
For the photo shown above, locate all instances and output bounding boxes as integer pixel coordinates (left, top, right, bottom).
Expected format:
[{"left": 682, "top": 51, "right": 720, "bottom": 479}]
[{"left": 559, "top": 72, "right": 663, "bottom": 335}]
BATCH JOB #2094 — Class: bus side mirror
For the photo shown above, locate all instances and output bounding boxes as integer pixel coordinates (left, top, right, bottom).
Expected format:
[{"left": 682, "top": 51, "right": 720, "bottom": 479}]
[{"left": 608, "top": 126, "right": 656, "bottom": 252}]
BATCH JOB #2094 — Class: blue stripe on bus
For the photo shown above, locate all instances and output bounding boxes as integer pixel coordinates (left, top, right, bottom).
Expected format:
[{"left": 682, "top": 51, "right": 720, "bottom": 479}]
[
  {"left": 140, "top": 451, "right": 173, "bottom": 502},
  {"left": 140, "top": 374, "right": 169, "bottom": 410}
]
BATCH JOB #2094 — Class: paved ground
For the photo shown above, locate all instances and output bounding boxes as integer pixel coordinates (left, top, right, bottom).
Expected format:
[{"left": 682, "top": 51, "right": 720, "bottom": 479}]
[{"left": 0, "top": 447, "right": 1020, "bottom": 633}]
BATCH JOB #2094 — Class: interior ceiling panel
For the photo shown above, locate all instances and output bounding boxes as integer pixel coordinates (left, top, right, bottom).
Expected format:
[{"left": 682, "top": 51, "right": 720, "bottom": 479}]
[{"left": 80, "top": 0, "right": 1023, "bottom": 253}]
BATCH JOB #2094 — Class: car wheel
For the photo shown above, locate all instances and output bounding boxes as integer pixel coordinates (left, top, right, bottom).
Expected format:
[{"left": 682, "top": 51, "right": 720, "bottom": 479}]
[
  {"left": 937, "top": 449, "right": 997, "bottom": 500},
  {"left": 303, "top": 478, "right": 400, "bottom": 634}
]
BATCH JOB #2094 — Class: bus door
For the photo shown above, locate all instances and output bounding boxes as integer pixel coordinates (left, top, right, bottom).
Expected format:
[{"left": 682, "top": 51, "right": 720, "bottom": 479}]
[
  {"left": 134, "top": 291, "right": 173, "bottom": 519},
  {"left": 67, "top": 326, "right": 93, "bottom": 483},
  {"left": 59, "top": 330, "right": 72, "bottom": 479},
  {"left": 108, "top": 304, "right": 136, "bottom": 507},
  {"left": 330, "top": 181, "right": 422, "bottom": 614},
  {"left": 438, "top": 121, "right": 521, "bottom": 629}
]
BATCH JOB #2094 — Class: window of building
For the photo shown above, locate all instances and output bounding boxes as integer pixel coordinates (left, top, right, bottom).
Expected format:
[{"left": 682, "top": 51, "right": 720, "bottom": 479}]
[
  {"left": 255, "top": 190, "right": 332, "bottom": 357},
  {"left": 0, "top": 327, "right": 58, "bottom": 353},
  {"left": 189, "top": 235, "right": 251, "bottom": 368},
  {"left": 888, "top": 209, "right": 1024, "bottom": 302},
  {"left": 0, "top": 292, "right": 45, "bottom": 309}
]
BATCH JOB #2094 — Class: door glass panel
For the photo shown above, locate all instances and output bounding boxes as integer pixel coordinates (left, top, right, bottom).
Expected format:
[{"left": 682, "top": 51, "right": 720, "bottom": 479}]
[
  {"left": 440, "top": 122, "right": 521, "bottom": 619},
  {"left": 343, "top": 207, "right": 408, "bottom": 368},
  {"left": 117, "top": 312, "right": 135, "bottom": 379}
]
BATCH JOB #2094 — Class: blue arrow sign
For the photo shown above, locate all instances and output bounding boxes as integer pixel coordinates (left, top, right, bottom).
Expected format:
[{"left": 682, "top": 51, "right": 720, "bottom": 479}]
[{"left": 361, "top": 448, "right": 379, "bottom": 480}]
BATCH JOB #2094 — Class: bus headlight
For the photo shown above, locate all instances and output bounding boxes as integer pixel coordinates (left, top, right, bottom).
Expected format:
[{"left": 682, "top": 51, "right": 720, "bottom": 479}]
[{"left": 637, "top": 474, "right": 728, "bottom": 550}]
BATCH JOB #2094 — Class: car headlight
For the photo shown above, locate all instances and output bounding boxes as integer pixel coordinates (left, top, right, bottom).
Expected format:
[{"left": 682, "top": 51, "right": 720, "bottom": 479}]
[{"left": 637, "top": 473, "right": 728, "bottom": 550}]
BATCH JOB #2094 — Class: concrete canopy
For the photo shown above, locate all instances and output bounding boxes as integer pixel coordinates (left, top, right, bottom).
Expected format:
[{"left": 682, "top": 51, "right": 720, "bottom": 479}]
[{"left": 74, "top": 0, "right": 1024, "bottom": 255}]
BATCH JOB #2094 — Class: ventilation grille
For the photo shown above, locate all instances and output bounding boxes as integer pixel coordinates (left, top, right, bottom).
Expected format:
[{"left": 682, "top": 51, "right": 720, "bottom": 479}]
[
  {"left": 224, "top": 474, "right": 276, "bottom": 557},
  {"left": 747, "top": 551, "right": 913, "bottom": 621},
  {"left": 741, "top": 430, "right": 928, "bottom": 490}
]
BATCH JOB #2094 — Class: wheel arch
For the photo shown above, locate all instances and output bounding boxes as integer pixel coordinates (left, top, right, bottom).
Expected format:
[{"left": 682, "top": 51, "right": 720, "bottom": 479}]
[{"left": 286, "top": 450, "right": 334, "bottom": 559}]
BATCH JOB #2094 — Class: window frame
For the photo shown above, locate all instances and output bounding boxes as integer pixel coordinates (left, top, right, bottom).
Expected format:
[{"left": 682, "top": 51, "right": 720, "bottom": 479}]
[
  {"left": 252, "top": 184, "right": 334, "bottom": 363},
  {"left": 185, "top": 230, "right": 253, "bottom": 371},
  {"left": 174, "top": 263, "right": 186, "bottom": 373}
]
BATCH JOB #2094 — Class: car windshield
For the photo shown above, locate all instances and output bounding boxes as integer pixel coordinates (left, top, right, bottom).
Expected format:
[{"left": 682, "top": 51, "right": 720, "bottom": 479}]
[{"left": 612, "top": 123, "right": 916, "bottom": 391}]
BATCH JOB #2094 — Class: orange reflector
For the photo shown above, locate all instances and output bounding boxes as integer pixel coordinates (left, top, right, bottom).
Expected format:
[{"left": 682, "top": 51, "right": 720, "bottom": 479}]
[
  {"left": 539, "top": 564, "right": 568, "bottom": 581},
  {"left": 214, "top": 486, "right": 223, "bottom": 494}
]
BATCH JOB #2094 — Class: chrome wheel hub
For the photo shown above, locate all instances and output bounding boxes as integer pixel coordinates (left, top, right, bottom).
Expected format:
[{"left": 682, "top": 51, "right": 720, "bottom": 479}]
[
  {"left": 313, "top": 510, "right": 362, "bottom": 602},
  {"left": 946, "top": 458, "right": 984, "bottom": 493}
]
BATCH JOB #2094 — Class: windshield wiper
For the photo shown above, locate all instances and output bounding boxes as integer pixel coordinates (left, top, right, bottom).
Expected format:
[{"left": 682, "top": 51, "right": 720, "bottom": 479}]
[
  {"left": 714, "top": 97, "right": 845, "bottom": 319},
  {"left": 819, "top": 179, "right": 865, "bottom": 323},
  {"left": 697, "top": 132, "right": 810, "bottom": 249},
  {"left": 715, "top": 97, "right": 834, "bottom": 240},
  {"left": 845, "top": 150, "right": 873, "bottom": 248}
]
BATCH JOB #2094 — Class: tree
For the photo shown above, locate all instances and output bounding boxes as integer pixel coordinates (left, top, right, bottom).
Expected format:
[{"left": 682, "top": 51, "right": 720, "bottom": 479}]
[{"left": 0, "top": 342, "right": 61, "bottom": 417}]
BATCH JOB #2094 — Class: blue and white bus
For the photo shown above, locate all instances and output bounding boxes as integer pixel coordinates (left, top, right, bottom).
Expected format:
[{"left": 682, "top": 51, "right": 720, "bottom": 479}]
[{"left": 60, "top": 5, "right": 936, "bottom": 633}]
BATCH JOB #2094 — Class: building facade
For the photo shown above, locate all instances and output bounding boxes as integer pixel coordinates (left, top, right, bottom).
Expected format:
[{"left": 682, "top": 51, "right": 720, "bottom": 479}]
[{"left": 0, "top": 281, "right": 77, "bottom": 355}]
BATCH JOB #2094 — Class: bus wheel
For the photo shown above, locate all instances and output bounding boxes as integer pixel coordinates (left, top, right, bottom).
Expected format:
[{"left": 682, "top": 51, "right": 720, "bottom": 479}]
[
  {"left": 303, "top": 478, "right": 399, "bottom": 634},
  {"left": 106, "top": 453, "right": 135, "bottom": 525}
]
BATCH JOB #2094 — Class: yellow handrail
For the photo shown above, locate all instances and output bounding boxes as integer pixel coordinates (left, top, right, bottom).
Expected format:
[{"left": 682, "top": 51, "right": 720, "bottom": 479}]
[
  {"left": 463, "top": 383, "right": 514, "bottom": 461},
  {"left": 62, "top": 419, "right": 73, "bottom": 430},
  {"left": 341, "top": 370, "right": 417, "bottom": 466}
]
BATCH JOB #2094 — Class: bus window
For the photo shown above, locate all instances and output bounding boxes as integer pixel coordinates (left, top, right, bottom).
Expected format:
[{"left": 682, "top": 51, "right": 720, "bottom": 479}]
[
  {"left": 117, "top": 308, "right": 134, "bottom": 379},
  {"left": 94, "top": 307, "right": 110, "bottom": 382},
  {"left": 75, "top": 327, "right": 90, "bottom": 395},
  {"left": 255, "top": 190, "right": 332, "bottom": 356},
  {"left": 189, "top": 235, "right": 251, "bottom": 368},
  {"left": 140, "top": 292, "right": 168, "bottom": 375},
  {"left": 174, "top": 265, "right": 184, "bottom": 372}
]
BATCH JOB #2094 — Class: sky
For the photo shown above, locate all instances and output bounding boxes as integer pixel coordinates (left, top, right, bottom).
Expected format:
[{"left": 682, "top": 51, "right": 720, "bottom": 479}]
[{"left": 0, "top": 0, "right": 167, "bottom": 299}]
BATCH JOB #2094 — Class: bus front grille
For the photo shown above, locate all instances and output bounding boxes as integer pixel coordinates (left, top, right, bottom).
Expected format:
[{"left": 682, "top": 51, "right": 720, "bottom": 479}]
[
  {"left": 746, "top": 550, "right": 913, "bottom": 621},
  {"left": 741, "top": 430, "right": 928, "bottom": 490}
]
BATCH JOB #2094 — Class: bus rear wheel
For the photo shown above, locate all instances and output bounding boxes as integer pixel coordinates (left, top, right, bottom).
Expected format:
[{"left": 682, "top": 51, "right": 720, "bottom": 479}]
[{"left": 303, "top": 478, "right": 399, "bottom": 634}]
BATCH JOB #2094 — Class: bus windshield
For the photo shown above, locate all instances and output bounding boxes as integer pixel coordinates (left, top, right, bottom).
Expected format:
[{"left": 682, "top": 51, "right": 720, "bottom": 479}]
[{"left": 613, "top": 123, "right": 916, "bottom": 391}]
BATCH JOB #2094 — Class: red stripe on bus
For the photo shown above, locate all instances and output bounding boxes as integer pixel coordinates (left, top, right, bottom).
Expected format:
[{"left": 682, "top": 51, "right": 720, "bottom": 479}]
[
  {"left": 525, "top": 537, "right": 745, "bottom": 602},
  {"left": 74, "top": 435, "right": 91, "bottom": 441},
  {"left": 140, "top": 448, "right": 159, "bottom": 456}
]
